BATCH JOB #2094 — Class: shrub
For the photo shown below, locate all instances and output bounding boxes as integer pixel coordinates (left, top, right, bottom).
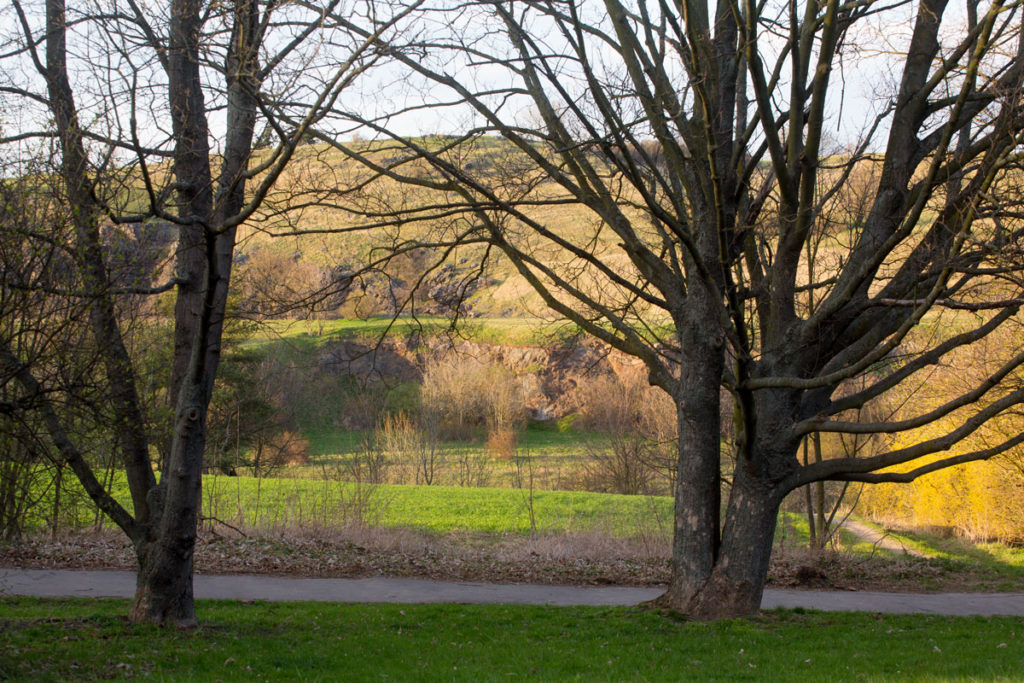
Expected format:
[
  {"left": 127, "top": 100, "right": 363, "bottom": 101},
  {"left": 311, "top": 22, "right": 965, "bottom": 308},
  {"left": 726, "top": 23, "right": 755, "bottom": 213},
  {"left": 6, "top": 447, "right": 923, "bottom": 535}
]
[
  {"left": 580, "top": 435, "right": 659, "bottom": 496},
  {"left": 452, "top": 449, "right": 491, "bottom": 488},
  {"left": 420, "top": 352, "right": 527, "bottom": 440},
  {"left": 251, "top": 431, "right": 310, "bottom": 478},
  {"left": 375, "top": 411, "right": 445, "bottom": 485},
  {"left": 486, "top": 427, "right": 518, "bottom": 461},
  {"left": 576, "top": 373, "right": 677, "bottom": 495},
  {"left": 348, "top": 435, "right": 390, "bottom": 485}
]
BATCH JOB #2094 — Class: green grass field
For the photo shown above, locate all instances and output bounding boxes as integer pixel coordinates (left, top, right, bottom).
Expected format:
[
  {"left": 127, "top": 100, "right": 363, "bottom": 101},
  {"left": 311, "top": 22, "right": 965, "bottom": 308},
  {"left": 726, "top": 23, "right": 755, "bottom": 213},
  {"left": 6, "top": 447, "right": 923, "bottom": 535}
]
[
  {"left": 38, "top": 471, "right": 672, "bottom": 538},
  {"left": 201, "top": 477, "right": 673, "bottom": 536},
  {"left": 296, "top": 421, "right": 605, "bottom": 493},
  {"left": 3, "top": 598, "right": 1023, "bottom": 681},
  {"left": 34, "top": 469, "right": 1024, "bottom": 563},
  {"left": 246, "top": 315, "right": 579, "bottom": 354},
  {"left": 301, "top": 418, "right": 594, "bottom": 461}
]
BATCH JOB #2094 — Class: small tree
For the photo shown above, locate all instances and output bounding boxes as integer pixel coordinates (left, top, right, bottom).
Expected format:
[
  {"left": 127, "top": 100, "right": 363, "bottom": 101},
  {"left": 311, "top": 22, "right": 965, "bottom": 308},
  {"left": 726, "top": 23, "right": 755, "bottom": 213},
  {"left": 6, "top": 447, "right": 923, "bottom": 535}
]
[
  {"left": 374, "top": 411, "right": 445, "bottom": 485},
  {"left": 0, "top": 0, "right": 409, "bottom": 625}
]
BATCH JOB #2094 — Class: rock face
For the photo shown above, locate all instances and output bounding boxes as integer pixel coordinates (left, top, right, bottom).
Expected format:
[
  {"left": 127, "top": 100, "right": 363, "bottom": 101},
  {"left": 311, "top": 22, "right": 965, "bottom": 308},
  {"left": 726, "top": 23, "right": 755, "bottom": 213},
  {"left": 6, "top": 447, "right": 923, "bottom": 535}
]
[
  {"left": 319, "top": 333, "right": 646, "bottom": 420},
  {"left": 101, "top": 221, "right": 178, "bottom": 290},
  {"left": 320, "top": 340, "right": 421, "bottom": 383}
]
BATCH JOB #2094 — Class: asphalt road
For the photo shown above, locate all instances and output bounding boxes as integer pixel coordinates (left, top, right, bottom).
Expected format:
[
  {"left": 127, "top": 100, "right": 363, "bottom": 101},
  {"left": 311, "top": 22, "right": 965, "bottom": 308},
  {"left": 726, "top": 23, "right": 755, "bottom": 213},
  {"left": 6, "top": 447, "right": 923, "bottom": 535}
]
[{"left": 4, "top": 568, "right": 1024, "bottom": 616}]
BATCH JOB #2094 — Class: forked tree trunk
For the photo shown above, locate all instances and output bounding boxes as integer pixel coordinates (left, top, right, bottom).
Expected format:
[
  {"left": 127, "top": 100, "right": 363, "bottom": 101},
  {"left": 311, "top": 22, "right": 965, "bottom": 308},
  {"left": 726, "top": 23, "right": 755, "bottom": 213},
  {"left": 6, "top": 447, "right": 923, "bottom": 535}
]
[
  {"left": 128, "top": 376, "right": 209, "bottom": 627},
  {"left": 657, "top": 424, "right": 788, "bottom": 620},
  {"left": 657, "top": 465, "right": 783, "bottom": 619},
  {"left": 686, "top": 467, "right": 782, "bottom": 619},
  {"left": 130, "top": 540, "right": 197, "bottom": 627}
]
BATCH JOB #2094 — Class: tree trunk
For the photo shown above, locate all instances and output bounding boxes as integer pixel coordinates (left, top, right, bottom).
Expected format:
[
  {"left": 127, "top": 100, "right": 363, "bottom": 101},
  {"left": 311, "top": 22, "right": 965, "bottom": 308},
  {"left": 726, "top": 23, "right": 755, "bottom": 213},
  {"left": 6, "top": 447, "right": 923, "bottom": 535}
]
[
  {"left": 657, "top": 460, "right": 783, "bottom": 619},
  {"left": 129, "top": 373, "right": 208, "bottom": 627},
  {"left": 130, "top": 538, "right": 196, "bottom": 627},
  {"left": 688, "top": 466, "right": 782, "bottom": 619},
  {"left": 657, "top": 302, "right": 726, "bottom": 610}
]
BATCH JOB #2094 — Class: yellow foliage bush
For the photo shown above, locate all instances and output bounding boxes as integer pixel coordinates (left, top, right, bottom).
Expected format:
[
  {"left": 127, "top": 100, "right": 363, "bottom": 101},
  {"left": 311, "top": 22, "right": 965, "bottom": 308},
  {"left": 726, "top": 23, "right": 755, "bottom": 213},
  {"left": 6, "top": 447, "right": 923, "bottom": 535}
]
[
  {"left": 861, "top": 428, "right": 1024, "bottom": 542},
  {"left": 860, "top": 323, "right": 1024, "bottom": 542}
]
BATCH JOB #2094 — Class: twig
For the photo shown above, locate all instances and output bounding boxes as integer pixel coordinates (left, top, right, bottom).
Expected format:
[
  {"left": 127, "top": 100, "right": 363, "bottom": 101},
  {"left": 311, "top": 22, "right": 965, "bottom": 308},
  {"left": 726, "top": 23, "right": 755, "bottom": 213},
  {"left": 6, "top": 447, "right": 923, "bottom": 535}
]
[{"left": 199, "top": 514, "right": 249, "bottom": 539}]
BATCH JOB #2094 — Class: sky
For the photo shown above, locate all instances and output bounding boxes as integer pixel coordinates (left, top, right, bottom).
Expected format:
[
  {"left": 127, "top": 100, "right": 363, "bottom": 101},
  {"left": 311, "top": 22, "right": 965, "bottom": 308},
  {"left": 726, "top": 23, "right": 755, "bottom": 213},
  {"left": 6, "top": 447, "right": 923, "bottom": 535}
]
[{"left": 0, "top": 0, "right": 998, "bottom": 165}]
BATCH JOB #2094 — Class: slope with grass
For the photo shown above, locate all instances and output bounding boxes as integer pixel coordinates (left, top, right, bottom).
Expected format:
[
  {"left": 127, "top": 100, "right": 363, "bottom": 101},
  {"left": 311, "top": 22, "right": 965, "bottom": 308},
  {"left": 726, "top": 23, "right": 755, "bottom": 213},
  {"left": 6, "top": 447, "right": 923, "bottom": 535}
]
[{"left": 201, "top": 476, "right": 673, "bottom": 537}]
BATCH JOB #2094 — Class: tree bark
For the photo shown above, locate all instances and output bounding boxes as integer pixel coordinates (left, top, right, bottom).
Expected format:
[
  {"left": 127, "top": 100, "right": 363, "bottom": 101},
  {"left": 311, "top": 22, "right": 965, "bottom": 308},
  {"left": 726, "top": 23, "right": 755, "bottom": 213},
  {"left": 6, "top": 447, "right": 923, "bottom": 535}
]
[
  {"left": 655, "top": 291, "right": 727, "bottom": 611},
  {"left": 656, "top": 447, "right": 785, "bottom": 619},
  {"left": 129, "top": 528, "right": 197, "bottom": 626},
  {"left": 685, "top": 467, "right": 782, "bottom": 619}
]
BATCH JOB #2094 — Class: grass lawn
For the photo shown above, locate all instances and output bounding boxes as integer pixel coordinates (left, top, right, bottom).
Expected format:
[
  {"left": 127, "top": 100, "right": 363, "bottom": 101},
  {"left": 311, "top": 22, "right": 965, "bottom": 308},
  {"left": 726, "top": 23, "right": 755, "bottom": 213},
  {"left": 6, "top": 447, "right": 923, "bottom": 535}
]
[
  {"left": 2, "top": 598, "right": 1023, "bottom": 681},
  {"left": 850, "top": 519, "right": 1024, "bottom": 586},
  {"left": 302, "top": 419, "right": 596, "bottom": 464},
  {"left": 777, "top": 512, "right": 888, "bottom": 555}
]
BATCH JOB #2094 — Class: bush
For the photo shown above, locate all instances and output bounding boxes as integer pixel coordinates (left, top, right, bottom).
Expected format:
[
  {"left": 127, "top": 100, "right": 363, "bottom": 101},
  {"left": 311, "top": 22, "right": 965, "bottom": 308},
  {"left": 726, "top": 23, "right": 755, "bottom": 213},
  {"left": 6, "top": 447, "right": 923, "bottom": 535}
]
[
  {"left": 486, "top": 427, "right": 518, "bottom": 461},
  {"left": 375, "top": 412, "right": 445, "bottom": 485},
  {"left": 251, "top": 431, "right": 310, "bottom": 478},
  {"left": 348, "top": 435, "right": 390, "bottom": 485},
  {"left": 420, "top": 352, "right": 527, "bottom": 440},
  {"left": 857, "top": 328, "right": 1024, "bottom": 543},
  {"left": 576, "top": 374, "right": 677, "bottom": 495},
  {"left": 452, "top": 449, "right": 491, "bottom": 488},
  {"left": 0, "top": 456, "right": 52, "bottom": 540},
  {"left": 580, "top": 435, "right": 659, "bottom": 496}
]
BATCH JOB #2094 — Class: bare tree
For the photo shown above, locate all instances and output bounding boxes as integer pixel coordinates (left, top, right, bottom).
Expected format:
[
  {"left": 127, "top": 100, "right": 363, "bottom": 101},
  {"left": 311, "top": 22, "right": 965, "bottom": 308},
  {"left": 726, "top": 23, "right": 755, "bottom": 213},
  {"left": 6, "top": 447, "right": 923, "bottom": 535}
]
[
  {"left": 315, "top": 0, "right": 1024, "bottom": 617},
  {"left": 0, "top": 0, "right": 408, "bottom": 625}
]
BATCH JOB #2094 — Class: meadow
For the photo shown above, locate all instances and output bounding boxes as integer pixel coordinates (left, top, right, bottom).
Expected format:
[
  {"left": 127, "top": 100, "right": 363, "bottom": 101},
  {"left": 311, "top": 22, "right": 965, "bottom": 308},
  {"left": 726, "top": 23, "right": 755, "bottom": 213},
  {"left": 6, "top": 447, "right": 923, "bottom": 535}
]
[
  {"left": 10, "top": 309, "right": 1024, "bottom": 597},
  {"left": 33, "top": 470, "right": 671, "bottom": 537},
  {"left": 246, "top": 315, "right": 580, "bottom": 351},
  {"left": 223, "top": 315, "right": 657, "bottom": 492}
]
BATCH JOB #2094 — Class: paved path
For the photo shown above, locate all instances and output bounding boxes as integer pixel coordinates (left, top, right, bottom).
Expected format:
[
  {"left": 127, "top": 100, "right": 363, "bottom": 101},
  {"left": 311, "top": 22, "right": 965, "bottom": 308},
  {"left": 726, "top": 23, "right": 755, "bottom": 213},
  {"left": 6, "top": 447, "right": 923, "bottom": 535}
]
[{"left": 4, "top": 568, "right": 1024, "bottom": 616}]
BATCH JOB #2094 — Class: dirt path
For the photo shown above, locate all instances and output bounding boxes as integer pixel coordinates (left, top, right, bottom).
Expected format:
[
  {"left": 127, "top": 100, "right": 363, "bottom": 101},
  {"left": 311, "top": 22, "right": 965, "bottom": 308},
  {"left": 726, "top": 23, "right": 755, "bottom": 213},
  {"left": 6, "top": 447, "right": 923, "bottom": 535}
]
[
  {"left": 840, "top": 519, "right": 929, "bottom": 557},
  {"left": 5, "top": 568, "right": 1024, "bottom": 616}
]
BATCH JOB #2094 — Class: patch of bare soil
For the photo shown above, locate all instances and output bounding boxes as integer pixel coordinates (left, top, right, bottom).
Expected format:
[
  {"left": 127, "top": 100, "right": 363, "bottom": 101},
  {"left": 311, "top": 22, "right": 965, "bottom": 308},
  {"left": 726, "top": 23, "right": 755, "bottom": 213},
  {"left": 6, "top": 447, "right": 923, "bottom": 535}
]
[{"left": 2, "top": 527, "right": 1018, "bottom": 592}]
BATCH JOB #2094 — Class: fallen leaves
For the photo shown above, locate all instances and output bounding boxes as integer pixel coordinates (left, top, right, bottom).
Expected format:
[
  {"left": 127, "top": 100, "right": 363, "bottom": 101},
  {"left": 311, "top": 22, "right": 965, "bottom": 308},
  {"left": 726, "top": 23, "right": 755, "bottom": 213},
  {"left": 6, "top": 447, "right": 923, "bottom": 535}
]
[
  {"left": 2, "top": 526, "right": 1018, "bottom": 592},
  {"left": 0, "top": 528, "right": 670, "bottom": 587}
]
